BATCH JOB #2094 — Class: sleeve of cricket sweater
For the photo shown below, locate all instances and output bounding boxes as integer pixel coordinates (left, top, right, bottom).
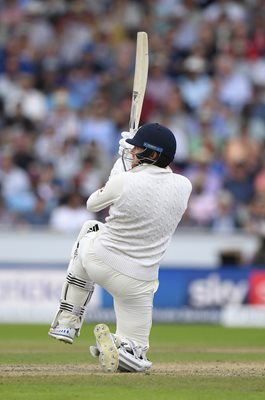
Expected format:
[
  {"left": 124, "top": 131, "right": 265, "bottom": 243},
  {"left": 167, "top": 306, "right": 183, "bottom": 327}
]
[
  {"left": 108, "top": 157, "right": 127, "bottom": 177},
  {"left": 86, "top": 172, "right": 126, "bottom": 212}
]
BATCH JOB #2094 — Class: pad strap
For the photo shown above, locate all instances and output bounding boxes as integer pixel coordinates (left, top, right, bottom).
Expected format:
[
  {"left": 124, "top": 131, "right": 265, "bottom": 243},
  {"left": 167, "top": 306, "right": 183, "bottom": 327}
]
[
  {"left": 66, "top": 272, "right": 94, "bottom": 291},
  {"left": 59, "top": 301, "right": 85, "bottom": 317},
  {"left": 60, "top": 272, "right": 94, "bottom": 317}
]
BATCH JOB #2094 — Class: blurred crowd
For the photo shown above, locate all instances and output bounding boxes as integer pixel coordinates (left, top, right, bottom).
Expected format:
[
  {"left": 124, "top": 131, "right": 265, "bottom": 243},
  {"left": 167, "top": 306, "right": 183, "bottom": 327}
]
[{"left": 0, "top": 0, "right": 265, "bottom": 236}]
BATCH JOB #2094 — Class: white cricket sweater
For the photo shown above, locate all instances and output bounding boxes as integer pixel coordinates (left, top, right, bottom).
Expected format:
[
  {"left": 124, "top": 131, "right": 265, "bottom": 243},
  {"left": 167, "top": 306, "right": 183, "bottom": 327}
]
[{"left": 86, "top": 161, "right": 192, "bottom": 281}]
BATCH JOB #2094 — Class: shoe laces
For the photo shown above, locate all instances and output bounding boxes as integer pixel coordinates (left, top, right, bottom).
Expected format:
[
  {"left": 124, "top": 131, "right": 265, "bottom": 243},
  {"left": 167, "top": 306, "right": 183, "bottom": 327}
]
[{"left": 120, "top": 339, "right": 148, "bottom": 360}]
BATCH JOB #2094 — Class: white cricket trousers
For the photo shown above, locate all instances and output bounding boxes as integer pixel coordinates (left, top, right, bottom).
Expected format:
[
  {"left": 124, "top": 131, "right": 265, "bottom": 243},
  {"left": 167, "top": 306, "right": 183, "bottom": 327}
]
[{"left": 76, "top": 224, "right": 158, "bottom": 349}]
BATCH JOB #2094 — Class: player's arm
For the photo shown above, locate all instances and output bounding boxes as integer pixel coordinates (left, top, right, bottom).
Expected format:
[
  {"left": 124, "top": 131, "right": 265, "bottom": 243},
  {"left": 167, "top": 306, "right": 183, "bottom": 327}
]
[
  {"left": 87, "top": 131, "right": 132, "bottom": 212},
  {"left": 86, "top": 172, "right": 126, "bottom": 212}
]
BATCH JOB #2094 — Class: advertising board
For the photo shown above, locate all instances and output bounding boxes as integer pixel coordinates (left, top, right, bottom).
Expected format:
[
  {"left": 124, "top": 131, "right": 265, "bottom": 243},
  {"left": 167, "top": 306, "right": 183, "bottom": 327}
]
[
  {"left": 1, "top": 263, "right": 265, "bottom": 325},
  {"left": 0, "top": 264, "right": 100, "bottom": 323}
]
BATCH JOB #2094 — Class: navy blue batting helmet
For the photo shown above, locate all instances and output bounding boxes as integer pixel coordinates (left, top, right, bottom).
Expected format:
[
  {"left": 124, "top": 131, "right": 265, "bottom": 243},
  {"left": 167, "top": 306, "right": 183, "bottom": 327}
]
[{"left": 126, "top": 123, "right": 176, "bottom": 167}]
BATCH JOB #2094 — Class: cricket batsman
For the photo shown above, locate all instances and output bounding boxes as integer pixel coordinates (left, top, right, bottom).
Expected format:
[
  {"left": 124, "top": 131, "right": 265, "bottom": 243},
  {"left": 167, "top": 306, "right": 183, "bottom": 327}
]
[{"left": 48, "top": 123, "right": 192, "bottom": 373}]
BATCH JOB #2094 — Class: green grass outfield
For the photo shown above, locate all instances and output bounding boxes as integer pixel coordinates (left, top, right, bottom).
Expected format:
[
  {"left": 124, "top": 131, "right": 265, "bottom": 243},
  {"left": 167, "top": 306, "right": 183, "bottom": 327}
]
[{"left": 1, "top": 323, "right": 265, "bottom": 400}]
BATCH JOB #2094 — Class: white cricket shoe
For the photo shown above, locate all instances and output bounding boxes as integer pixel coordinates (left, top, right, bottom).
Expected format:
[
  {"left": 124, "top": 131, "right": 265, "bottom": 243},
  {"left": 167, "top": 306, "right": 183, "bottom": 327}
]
[
  {"left": 48, "top": 327, "right": 76, "bottom": 344},
  {"left": 94, "top": 324, "right": 119, "bottom": 373},
  {"left": 89, "top": 334, "right": 120, "bottom": 358},
  {"left": 118, "top": 343, "right": 153, "bottom": 372}
]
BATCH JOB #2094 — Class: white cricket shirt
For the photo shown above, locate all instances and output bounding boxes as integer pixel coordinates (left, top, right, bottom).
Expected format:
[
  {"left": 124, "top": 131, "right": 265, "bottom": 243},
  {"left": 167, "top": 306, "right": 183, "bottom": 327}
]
[{"left": 86, "top": 160, "right": 192, "bottom": 281}]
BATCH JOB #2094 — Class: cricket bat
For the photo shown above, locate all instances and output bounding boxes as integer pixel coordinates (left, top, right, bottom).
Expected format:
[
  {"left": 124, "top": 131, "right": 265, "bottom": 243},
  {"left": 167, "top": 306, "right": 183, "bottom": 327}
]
[{"left": 129, "top": 31, "right": 149, "bottom": 135}]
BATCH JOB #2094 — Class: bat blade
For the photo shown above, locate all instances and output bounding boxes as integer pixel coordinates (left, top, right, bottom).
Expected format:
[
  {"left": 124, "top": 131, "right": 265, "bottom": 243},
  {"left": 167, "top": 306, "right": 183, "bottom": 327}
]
[{"left": 129, "top": 32, "right": 149, "bottom": 135}]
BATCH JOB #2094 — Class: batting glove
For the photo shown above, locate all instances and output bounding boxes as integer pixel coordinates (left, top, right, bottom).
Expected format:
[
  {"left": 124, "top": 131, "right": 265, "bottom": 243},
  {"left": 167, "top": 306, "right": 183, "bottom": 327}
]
[
  {"left": 118, "top": 138, "right": 133, "bottom": 156},
  {"left": 121, "top": 131, "right": 133, "bottom": 140}
]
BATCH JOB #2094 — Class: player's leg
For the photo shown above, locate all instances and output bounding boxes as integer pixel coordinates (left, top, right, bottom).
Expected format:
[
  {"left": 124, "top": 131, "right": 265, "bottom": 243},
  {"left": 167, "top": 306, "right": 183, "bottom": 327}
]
[
  {"left": 112, "top": 280, "right": 157, "bottom": 372},
  {"left": 48, "top": 220, "right": 102, "bottom": 344},
  {"left": 80, "top": 246, "right": 157, "bottom": 372},
  {"left": 90, "top": 280, "right": 156, "bottom": 373}
]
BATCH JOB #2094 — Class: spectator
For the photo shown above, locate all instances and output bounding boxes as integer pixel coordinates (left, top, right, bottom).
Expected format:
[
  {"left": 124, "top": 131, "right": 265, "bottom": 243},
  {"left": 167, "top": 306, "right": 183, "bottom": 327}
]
[
  {"left": 153, "top": 87, "right": 192, "bottom": 171},
  {"left": 23, "top": 196, "right": 51, "bottom": 227},
  {"left": 243, "top": 193, "right": 265, "bottom": 235},
  {"left": 178, "top": 55, "right": 213, "bottom": 111},
  {"left": 214, "top": 54, "right": 252, "bottom": 111},
  {"left": 211, "top": 190, "right": 241, "bottom": 232},
  {"left": 0, "top": 56, "right": 23, "bottom": 117},
  {"left": 77, "top": 155, "right": 107, "bottom": 198},
  {"left": 36, "top": 161, "right": 64, "bottom": 206},
  {"left": 189, "top": 109, "right": 223, "bottom": 164},
  {"left": 18, "top": 72, "right": 48, "bottom": 122},
  {"left": 45, "top": 88, "right": 80, "bottom": 141},
  {"left": 67, "top": 63, "right": 100, "bottom": 109},
  {"left": 185, "top": 148, "right": 223, "bottom": 195},
  {"left": 0, "top": 0, "right": 263, "bottom": 233},
  {"left": 203, "top": 1, "right": 247, "bottom": 23},
  {"left": 12, "top": 132, "right": 36, "bottom": 173},
  {"left": 54, "top": 138, "right": 82, "bottom": 188},
  {"left": 223, "top": 120, "right": 262, "bottom": 173},
  {"left": 0, "top": 149, "right": 36, "bottom": 214},
  {"left": 188, "top": 173, "right": 218, "bottom": 227},
  {"left": 223, "top": 160, "right": 255, "bottom": 205},
  {"left": 79, "top": 94, "right": 118, "bottom": 156},
  {"left": 49, "top": 192, "right": 94, "bottom": 233},
  {"left": 34, "top": 124, "right": 62, "bottom": 164},
  {"left": 254, "top": 161, "right": 265, "bottom": 197},
  {"left": 146, "top": 55, "right": 174, "bottom": 108}
]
